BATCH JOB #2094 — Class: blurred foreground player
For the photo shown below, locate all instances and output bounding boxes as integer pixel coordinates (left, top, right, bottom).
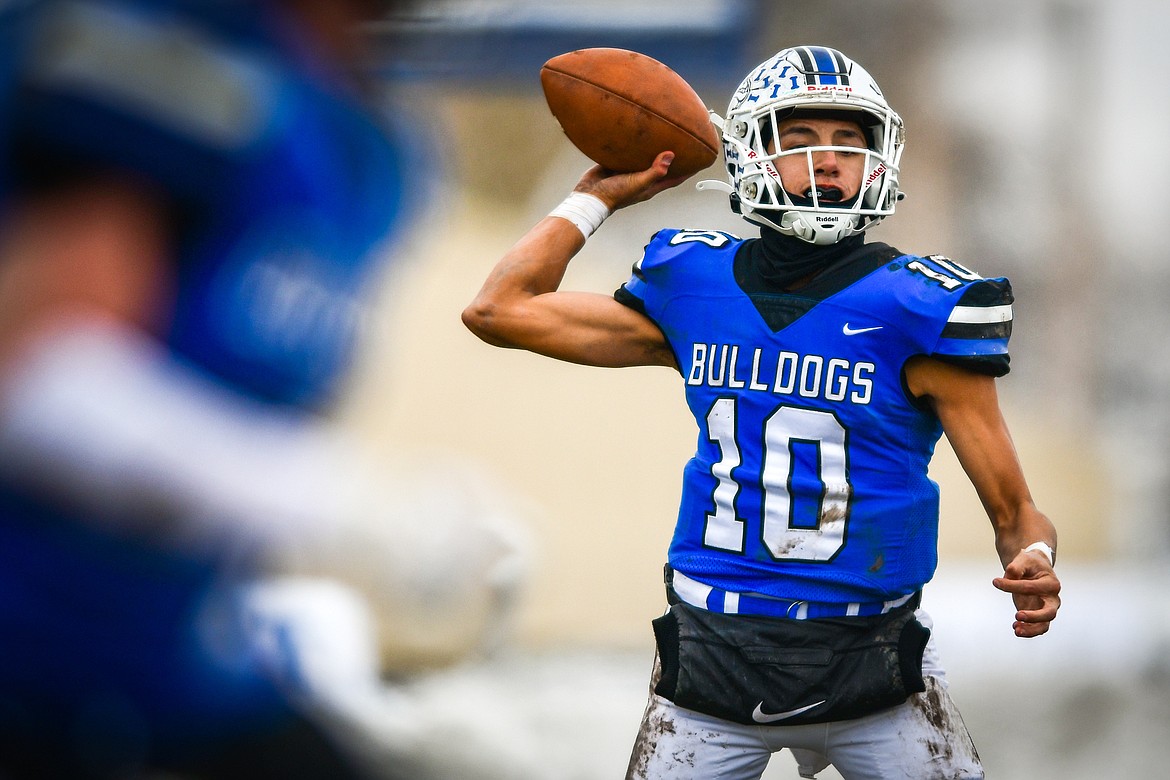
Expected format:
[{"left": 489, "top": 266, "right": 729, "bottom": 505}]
[
  {"left": 464, "top": 45, "right": 1061, "bottom": 778},
  {"left": 0, "top": 1, "right": 523, "bottom": 778}
]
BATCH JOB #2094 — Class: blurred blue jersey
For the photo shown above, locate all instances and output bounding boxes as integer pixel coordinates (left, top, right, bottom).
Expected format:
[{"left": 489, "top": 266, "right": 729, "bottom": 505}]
[
  {"left": 620, "top": 228, "right": 1013, "bottom": 604},
  {"left": 0, "top": 0, "right": 413, "bottom": 769}
]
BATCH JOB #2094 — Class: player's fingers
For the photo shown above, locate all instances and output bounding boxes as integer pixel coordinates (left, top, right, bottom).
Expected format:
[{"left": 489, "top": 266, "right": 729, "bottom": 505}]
[
  {"left": 1014, "top": 602, "right": 1059, "bottom": 634},
  {"left": 604, "top": 152, "right": 673, "bottom": 181},
  {"left": 1006, "top": 585, "right": 1060, "bottom": 636},
  {"left": 993, "top": 572, "right": 1060, "bottom": 638},
  {"left": 593, "top": 154, "right": 683, "bottom": 209},
  {"left": 1013, "top": 619, "right": 1051, "bottom": 638},
  {"left": 633, "top": 152, "right": 685, "bottom": 192},
  {"left": 991, "top": 573, "right": 1060, "bottom": 598},
  {"left": 1018, "top": 590, "right": 1060, "bottom": 619},
  {"left": 649, "top": 150, "right": 676, "bottom": 175}
]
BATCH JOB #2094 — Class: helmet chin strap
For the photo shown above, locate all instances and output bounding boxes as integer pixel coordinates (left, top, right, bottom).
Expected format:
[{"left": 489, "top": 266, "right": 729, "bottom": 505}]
[{"left": 695, "top": 179, "right": 734, "bottom": 195}]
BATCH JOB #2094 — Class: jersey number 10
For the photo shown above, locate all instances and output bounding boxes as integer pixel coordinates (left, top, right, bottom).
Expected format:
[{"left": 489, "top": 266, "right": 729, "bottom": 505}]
[{"left": 704, "top": 398, "right": 851, "bottom": 562}]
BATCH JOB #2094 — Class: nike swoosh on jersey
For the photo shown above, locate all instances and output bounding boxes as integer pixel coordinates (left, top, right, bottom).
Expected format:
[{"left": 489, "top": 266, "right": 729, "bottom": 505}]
[
  {"left": 751, "top": 700, "right": 827, "bottom": 723},
  {"left": 842, "top": 323, "right": 883, "bottom": 335}
]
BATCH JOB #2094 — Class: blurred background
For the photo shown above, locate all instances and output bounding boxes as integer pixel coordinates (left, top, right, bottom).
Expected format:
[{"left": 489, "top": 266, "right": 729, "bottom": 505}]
[{"left": 327, "top": 0, "right": 1170, "bottom": 777}]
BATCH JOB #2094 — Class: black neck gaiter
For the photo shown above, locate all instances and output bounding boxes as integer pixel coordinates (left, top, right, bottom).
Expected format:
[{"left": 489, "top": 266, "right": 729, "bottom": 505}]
[{"left": 750, "top": 228, "right": 867, "bottom": 290}]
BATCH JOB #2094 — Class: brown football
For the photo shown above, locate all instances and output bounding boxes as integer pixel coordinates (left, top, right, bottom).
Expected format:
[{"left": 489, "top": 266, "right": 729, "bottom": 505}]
[{"left": 540, "top": 48, "right": 720, "bottom": 178}]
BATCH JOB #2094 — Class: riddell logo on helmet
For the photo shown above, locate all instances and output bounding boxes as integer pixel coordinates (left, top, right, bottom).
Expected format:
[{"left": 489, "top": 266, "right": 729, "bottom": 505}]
[
  {"left": 805, "top": 85, "right": 853, "bottom": 93},
  {"left": 865, "top": 163, "right": 887, "bottom": 187}
]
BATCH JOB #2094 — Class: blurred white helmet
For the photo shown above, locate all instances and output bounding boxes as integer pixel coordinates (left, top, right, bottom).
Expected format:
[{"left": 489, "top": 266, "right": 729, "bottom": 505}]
[{"left": 716, "top": 46, "right": 905, "bottom": 245}]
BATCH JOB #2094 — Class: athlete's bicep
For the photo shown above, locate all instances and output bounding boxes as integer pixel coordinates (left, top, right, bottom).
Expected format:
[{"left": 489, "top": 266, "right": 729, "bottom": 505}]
[{"left": 497, "top": 290, "right": 675, "bottom": 368}]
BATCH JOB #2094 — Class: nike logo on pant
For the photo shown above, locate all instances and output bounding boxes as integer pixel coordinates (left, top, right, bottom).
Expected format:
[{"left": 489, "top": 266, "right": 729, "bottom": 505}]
[{"left": 751, "top": 700, "right": 827, "bottom": 723}]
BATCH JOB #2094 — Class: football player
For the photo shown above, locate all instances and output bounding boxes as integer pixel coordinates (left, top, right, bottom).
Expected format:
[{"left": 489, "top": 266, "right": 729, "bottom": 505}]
[
  {"left": 463, "top": 45, "right": 1061, "bottom": 779},
  {"left": 0, "top": 1, "right": 525, "bottom": 778}
]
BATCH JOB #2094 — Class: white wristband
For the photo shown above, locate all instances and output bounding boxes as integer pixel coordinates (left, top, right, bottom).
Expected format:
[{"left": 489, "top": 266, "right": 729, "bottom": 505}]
[
  {"left": 548, "top": 192, "right": 611, "bottom": 240},
  {"left": 1023, "top": 541, "right": 1055, "bottom": 566}
]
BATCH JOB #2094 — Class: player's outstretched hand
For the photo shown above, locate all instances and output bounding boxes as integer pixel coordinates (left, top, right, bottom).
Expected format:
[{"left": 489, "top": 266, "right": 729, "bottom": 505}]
[
  {"left": 573, "top": 151, "right": 690, "bottom": 212},
  {"left": 992, "top": 550, "right": 1061, "bottom": 638}
]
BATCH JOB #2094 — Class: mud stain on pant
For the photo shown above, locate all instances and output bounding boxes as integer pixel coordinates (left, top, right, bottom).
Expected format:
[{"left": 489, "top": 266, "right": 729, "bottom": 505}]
[{"left": 904, "top": 676, "right": 983, "bottom": 776}]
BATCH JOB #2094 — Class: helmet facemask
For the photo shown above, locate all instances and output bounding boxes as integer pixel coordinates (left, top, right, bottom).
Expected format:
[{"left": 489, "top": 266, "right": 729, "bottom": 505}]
[{"left": 713, "top": 47, "right": 905, "bottom": 246}]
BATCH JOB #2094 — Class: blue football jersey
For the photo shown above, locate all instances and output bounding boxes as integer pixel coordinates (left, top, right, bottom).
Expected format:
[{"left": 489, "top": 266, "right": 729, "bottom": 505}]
[
  {"left": 0, "top": 0, "right": 414, "bottom": 756},
  {"left": 620, "top": 228, "right": 1013, "bottom": 604}
]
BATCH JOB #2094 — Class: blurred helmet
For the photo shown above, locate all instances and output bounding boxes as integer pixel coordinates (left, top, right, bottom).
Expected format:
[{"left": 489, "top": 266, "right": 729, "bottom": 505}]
[{"left": 719, "top": 46, "right": 904, "bottom": 245}]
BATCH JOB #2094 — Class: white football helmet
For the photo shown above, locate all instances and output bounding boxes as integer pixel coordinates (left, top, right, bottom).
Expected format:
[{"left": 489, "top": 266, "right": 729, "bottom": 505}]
[{"left": 711, "top": 46, "right": 905, "bottom": 245}]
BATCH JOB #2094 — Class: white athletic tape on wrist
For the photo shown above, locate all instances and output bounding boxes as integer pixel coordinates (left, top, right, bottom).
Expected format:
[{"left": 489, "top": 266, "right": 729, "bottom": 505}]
[
  {"left": 548, "top": 192, "right": 611, "bottom": 239},
  {"left": 1023, "top": 541, "right": 1055, "bottom": 566}
]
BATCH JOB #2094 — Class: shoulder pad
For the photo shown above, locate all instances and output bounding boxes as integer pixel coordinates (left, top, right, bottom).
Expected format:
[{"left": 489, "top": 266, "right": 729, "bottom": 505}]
[
  {"left": 942, "top": 278, "right": 1013, "bottom": 342},
  {"left": 928, "top": 260, "right": 1013, "bottom": 377},
  {"left": 618, "top": 228, "right": 742, "bottom": 312},
  {"left": 640, "top": 228, "right": 741, "bottom": 270}
]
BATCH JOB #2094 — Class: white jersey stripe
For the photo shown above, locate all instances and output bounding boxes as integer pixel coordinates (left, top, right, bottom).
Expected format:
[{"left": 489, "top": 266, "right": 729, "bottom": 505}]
[{"left": 947, "top": 304, "right": 1013, "bottom": 325}]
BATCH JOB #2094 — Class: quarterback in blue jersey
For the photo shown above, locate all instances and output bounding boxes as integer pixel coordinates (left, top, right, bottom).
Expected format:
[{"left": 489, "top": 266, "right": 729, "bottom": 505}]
[
  {"left": 0, "top": 1, "right": 524, "bottom": 778},
  {"left": 465, "top": 45, "right": 1061, "bottom": 779}
]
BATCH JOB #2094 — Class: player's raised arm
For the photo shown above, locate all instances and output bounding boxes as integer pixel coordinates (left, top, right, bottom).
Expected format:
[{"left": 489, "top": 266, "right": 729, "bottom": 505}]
[
  {"left": 462, "top": 153, "right": 683, "bottom": 369},
  {"left": 905, "top": 355, "right": 1061, "bottom": 638}
]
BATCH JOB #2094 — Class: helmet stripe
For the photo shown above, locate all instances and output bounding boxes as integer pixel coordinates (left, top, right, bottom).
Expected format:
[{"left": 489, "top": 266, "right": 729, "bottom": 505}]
[
  {"left": 810, "top": 47, "right": 839, "bottom": 85},
  {"left": 828, "top": 48, "right": 852, "bottom": 84},
  {"left": 799, "top": 46, "right": 851, "bottom": 87},
  {"left": 795, "top": 46, "right": 819, "bottom": 83}
]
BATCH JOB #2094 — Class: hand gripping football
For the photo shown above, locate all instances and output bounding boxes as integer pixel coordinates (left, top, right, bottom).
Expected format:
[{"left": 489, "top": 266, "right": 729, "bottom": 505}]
[{"left": 540, "top": 47, "right": 720, "bottom": 178}]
